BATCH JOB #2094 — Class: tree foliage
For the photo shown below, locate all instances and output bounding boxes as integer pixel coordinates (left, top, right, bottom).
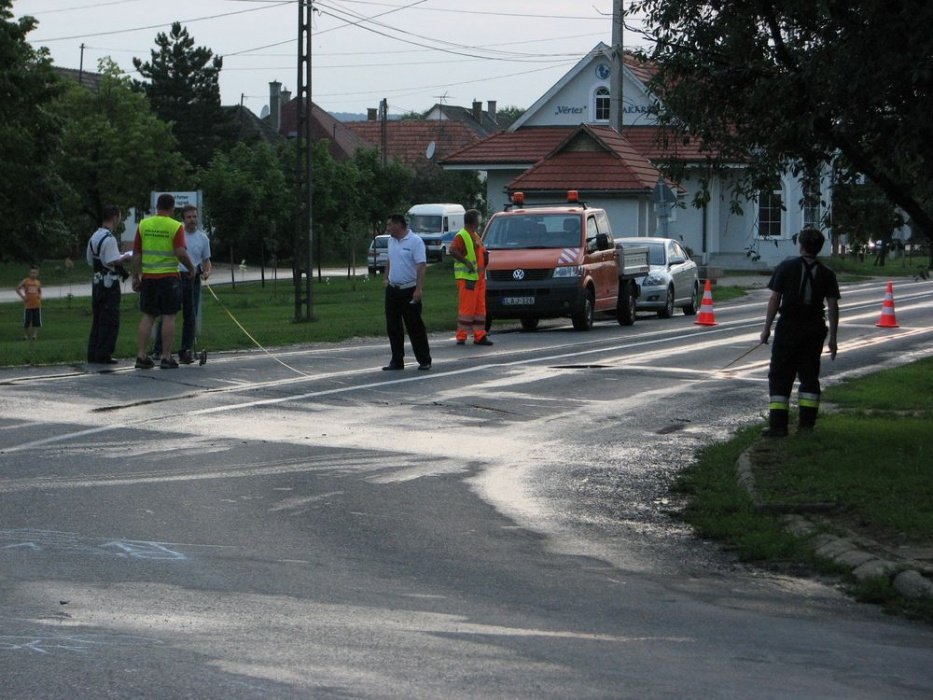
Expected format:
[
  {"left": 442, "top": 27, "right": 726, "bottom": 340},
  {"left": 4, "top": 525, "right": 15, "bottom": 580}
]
[
  {"left": 494, "top": 105, "right": 525, "bottom": 130},
  {"left": 408, "top": 162, "right": 484, "bottom": 214},
  {"left": 0, "top": 2, "right": 66, "bottom": 261},
  {"left": 200, "top": 141, "right": 291, "bottom": 263},
  {"left": 133, "top": 22, "right": 234, "bottom": 169},
  {"left": 631, "top": 0, "right": 933, "bottom": 243},
  {"left": 53, "top": 59, "right": 188, "bottom": 242},
  {"left": 832, "top": 179, "right": 904, "bottom": 253},
  {"left": 351, "top": 148, "right": 413, "bottom": 238}
]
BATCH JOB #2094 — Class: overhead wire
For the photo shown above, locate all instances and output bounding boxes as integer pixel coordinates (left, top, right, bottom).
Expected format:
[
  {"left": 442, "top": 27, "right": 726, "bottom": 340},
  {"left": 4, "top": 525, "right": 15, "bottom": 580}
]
[{"left": 32, "top": 1, "right": 292, "bottom": 42}]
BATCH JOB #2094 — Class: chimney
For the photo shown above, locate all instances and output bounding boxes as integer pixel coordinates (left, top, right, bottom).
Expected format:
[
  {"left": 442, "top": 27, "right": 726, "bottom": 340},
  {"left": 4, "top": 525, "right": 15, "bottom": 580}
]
[
  {"left": 269, "top": 81, "right": 282, "bottom": 131},
  {"left": 280, "top": 87, "right": 291, "bottom": 106},
  {"left": 472, "top": 100, "right": 482, "bottom": 122},
  {"left": 367, "top": 107, "right": 378, "bottom": 121},
  {"left": 487, "top": 100, "right": 497, "bottom": 125}
]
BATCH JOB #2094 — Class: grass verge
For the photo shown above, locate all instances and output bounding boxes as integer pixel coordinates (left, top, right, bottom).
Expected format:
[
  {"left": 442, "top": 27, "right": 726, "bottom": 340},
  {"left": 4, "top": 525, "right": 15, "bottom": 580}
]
[
  {"left": 676, "top": 357, "right": 933, "bottom": 622},
  {"left": 0, "top": 264, "right": 459, "bottom": 366}
]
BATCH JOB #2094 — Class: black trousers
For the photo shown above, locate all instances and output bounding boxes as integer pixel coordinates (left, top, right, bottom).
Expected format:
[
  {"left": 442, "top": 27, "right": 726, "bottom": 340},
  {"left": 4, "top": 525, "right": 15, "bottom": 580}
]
[
  {"left": 179, "top": 274, "right": 201, "bottom": 353},
  {"left": 385, "top": 285, "right": 431, "bottom": 366},
  {"left": 768, "top": 317, "right": 828, "bottom": 399},
  {"left": 87, "top": 281, "right": 121, "bottom": 362}
]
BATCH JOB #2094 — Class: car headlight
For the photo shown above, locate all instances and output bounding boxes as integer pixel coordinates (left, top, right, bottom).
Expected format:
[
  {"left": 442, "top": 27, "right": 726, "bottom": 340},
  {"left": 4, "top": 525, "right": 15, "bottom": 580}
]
[
  {"left": 552, "top": 265, "right": 583, "bottom": 278},
  {"left": 644, "top": 272, "right": 666, "bottom": 286}
]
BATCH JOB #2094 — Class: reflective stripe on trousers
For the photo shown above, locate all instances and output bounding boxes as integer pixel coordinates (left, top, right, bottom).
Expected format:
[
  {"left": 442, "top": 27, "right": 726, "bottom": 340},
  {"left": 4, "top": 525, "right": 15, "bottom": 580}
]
[
  {"left": 456, "top": 277, "right": 487, "bottom": 341},
  {"left": 769, "top": 395, "right": 790, "bottom": 411}
]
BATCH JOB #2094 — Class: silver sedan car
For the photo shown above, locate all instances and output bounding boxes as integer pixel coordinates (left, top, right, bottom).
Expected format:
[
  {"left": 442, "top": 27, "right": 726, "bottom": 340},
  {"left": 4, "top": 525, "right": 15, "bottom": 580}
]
[{"left": 617, "top": 237, "right": 699, "bottom": 317}]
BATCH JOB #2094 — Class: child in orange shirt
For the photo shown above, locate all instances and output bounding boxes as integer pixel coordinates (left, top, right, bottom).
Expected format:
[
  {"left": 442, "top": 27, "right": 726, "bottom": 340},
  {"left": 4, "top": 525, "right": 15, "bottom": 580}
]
[{"left": 15, "top": 266, "right": 42, "bottom": 340}]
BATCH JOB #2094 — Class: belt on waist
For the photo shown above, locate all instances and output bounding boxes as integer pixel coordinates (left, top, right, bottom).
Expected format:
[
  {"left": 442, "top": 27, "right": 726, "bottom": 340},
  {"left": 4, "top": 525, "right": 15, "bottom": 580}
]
[{"left": 388, "top": 281, "right": 417, "bottom": 290}]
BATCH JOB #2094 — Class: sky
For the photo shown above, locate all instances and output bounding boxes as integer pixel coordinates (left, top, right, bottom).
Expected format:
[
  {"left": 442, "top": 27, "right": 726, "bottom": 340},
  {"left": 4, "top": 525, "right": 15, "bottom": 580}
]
[{"left": 14, "top": 0, "right": 651, "bottom": 117}]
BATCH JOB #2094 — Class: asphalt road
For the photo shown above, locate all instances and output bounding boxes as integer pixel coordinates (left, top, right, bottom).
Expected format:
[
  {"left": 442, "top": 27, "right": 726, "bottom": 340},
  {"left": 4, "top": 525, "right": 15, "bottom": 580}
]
[{"left": 2, "top": 279, "right": 932, "bottom": 699}]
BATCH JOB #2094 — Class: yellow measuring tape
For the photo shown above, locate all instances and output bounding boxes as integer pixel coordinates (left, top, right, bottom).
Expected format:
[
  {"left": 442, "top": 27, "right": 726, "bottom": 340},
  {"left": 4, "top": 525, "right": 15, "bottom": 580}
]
[{"left": 203, "top": 280, "right": 310, "bottom": 377}]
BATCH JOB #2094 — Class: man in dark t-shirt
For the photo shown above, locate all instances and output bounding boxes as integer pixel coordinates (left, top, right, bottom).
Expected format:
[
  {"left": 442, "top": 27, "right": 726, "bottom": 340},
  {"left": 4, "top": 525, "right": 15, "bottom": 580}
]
[{"left": 759, "top": 228, "right": 840, "bottom": 437}]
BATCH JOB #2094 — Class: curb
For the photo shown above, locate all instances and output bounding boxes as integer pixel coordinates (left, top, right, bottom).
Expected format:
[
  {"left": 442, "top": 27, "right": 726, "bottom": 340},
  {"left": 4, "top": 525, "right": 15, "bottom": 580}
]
[{"left": 736, "top": 445, "right": 933, "bottom": 601}]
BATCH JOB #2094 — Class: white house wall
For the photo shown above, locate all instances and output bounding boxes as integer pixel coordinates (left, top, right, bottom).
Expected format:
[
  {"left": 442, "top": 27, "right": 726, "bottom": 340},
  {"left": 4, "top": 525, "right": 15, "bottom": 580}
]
[
  {"left": 470, "top": 45, "right": 838, "bottom": 269},
  {"left": 519, "top": 64, "right": 657, "bottom": 129}
]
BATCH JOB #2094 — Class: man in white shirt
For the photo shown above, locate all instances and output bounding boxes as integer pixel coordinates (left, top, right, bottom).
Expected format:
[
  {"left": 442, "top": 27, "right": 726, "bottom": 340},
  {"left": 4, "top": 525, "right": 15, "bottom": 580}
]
[
  {"left": 86, "top": 205, "right": 131, "bottom": 364},
  {"left": 382, "top": 213, "right": 432, "bottom": 370},
  {"left": 153, "top": 205, "right": 212, "bottom": 364}
]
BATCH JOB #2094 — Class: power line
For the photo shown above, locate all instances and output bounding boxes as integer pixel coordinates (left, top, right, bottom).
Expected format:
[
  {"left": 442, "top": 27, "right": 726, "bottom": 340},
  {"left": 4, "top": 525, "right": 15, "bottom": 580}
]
[
  {"left": 25, "top": 0, "right": 145, "bottom": 14},
  {"left": 313, "top": 1, "right": 579, "bottom": 61},
  {"left": 327, "top": 0, "right": 608, "bottom": 21},
  {"left": 312, "top": 59, "right": 577, "bottom": 100},
  {"left": 224, "top": 30, "right": 602, "bottom": 58},
  {"left": 33, "top": 1, "right": 292, "bottom": 42}
]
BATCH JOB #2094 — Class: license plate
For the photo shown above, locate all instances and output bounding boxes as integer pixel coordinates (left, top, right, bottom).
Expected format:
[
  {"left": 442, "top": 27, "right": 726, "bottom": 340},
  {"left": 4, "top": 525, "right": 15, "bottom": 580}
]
[{"left": 503, "top": 296, "right": 535, "bottom": 305}]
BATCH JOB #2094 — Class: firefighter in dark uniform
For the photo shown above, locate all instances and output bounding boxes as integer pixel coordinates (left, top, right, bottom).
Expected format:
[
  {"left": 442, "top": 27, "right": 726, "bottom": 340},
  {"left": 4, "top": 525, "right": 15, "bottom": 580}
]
[{"left": 759, "top": 227, "right": 840, "bottom": 437}]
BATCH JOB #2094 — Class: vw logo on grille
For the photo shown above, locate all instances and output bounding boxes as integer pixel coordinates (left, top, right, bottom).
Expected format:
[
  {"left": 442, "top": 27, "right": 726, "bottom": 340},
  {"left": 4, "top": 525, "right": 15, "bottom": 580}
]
[{"left": 512, "top": 269, "right": 525, "bottom": 280}]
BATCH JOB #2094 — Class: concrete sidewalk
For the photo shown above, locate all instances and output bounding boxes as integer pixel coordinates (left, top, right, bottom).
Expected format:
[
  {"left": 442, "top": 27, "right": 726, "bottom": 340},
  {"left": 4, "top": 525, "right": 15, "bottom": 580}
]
[{"left": 0, "top": 264, "right": 365, "bottom": 303}]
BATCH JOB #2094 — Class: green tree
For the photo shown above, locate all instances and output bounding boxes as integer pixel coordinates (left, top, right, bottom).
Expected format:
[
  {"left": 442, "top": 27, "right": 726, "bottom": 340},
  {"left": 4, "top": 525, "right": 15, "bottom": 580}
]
[
  {"left": 0, "top": 2, "right": 66, "bottom": 261},
  {"left": 53, "top": 59, "right": 188, "bottom": 242},
  {"left": 832, "top": 177, "right": 904, "bottom": 261},
  {"left": 408, "top": 161, "right": 484, "bottom": 213},
  {"left": 351, "top": 148, "right": 413, "bottom": 239},
  {"left": 133, "top": 22, "right": 234, "bottom": 169},
  {"left": 200, "top": 141, "right": 290, "bottom": 264},
  {"left": 631, "top": 0, "right": 933, "bottom": 246},
  {"left": 494, "top": 105, "right": 525, "bottom": 130}
]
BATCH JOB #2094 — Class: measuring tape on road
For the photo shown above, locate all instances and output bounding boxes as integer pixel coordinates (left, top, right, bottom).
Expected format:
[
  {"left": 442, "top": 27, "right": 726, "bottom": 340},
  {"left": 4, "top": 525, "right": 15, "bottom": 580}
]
[{"left": 203, "top": 280, "right": 311, "bottom": 377}]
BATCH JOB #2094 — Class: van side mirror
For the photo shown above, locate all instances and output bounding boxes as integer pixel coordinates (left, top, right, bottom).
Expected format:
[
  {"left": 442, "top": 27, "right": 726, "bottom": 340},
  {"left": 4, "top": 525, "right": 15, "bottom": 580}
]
[{"left": 596, "top": 233, "right": 611, "bottom": 251}]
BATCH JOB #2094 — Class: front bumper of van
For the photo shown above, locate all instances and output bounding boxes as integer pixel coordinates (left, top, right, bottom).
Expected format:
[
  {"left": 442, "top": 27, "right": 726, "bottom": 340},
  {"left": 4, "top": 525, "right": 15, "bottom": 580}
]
[{"left": 485, "top": 276, "right": 585, "bottom": 319}]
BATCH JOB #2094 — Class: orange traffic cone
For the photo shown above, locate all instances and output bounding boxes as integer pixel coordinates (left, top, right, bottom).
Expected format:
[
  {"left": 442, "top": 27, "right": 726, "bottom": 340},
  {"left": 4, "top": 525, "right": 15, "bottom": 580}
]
[
  {"left": 875, "top": 281, "right": 900, "bottom": 328},
  {"left": 694, "top": 279, "right": 718, "bottom": 326}
]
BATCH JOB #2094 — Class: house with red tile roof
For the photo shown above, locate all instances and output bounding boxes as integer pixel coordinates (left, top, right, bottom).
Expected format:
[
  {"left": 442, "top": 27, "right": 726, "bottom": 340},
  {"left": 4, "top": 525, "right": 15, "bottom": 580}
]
[
  {"left": 443, "top": 43, "right": 830, "bottom": 268},
  {"left": 263, "top": 82, "right": 366, "bottom": 161},
  {"left": 344, "top": 118, "right": 481, "bottom": 168}
]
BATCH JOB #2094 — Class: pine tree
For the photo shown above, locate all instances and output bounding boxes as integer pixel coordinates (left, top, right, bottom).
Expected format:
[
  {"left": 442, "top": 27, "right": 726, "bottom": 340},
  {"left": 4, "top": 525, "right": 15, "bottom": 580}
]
[{"left": 133, "top": 22, "right": 234, "bottom": 169}]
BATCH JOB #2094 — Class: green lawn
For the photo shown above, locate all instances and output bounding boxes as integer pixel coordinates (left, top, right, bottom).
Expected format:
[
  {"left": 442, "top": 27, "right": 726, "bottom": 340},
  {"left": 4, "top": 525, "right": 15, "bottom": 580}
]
[
  {"left": 676, "top": 356, "right": 933, "bottom": 620},
  {"left": 1, "top": 264, "right": 461, "bottom": 366}
]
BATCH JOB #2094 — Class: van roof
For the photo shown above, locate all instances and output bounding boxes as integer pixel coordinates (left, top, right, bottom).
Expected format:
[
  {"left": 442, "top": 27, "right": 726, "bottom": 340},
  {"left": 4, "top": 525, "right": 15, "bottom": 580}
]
[{"left": 494, "top": 205, "right": 590, "bottom": 215}]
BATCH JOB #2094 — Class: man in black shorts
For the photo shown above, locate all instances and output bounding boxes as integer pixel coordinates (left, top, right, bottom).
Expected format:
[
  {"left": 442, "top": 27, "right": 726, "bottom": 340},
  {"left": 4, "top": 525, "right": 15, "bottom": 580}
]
[{"left": 131, "top": 193, "right": 195, "bottom": 369}]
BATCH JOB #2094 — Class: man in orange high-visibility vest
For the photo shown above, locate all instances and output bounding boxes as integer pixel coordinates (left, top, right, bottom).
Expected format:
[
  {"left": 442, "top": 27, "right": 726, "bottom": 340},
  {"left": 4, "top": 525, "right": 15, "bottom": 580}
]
[{"left": 448, "top": 209, "right": 492, "bottom": 346}]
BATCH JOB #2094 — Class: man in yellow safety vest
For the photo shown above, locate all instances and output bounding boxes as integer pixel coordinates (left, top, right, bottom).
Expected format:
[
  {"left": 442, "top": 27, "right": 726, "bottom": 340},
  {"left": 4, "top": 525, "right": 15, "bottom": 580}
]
[{"left": 130, "top": 193, "right": 195, "bottom": 369}]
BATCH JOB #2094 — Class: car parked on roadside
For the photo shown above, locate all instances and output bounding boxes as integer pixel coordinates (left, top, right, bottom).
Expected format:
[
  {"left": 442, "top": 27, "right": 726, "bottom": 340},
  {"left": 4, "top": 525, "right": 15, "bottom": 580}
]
[
  {"left": 367, "top": 235, "right": 389, "bottom": 275},
  {"left": 616, "top": 237, "right": 699, "bottom": 317}
]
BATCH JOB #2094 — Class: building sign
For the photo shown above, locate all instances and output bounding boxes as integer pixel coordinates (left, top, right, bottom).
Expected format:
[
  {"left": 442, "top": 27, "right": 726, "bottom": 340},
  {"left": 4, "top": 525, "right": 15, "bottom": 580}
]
[
  {"left": 149, "top": 190, "right": 202, "bottom": 211},
  {"left": 595, "top": 63, "right": 611, "bottom": 80},
  {"left": 554, "top": 105, "right": 586, "bottom": 116},
  {"left": 623, "top": 105, "right": 651, "bottom": 114}
]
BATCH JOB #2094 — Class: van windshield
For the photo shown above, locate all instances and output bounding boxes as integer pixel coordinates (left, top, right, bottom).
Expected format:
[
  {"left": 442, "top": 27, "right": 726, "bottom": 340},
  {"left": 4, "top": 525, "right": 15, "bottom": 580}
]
[
  {"left": 409, "top": 215, "right": 443, "bottom": 234},
  {"left": 483, "top": 214, "right": 582, "bottom": 250}
]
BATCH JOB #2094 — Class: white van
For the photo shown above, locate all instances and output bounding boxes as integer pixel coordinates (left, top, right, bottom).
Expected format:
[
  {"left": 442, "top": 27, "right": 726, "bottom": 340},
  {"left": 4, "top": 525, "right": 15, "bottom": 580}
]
[{"left": 406, "top": 203, "right": 466, "bottom": 262}]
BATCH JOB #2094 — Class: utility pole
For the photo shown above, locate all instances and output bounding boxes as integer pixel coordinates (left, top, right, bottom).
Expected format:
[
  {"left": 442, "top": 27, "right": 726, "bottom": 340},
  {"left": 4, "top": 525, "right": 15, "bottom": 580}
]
[
  {"left": 78, "top": 42, "right": 86, "bottom": 87},
  {"left": 294, "top": 0, "right": 314, "bottom": 322},
  {"left": 609, "top": 0, "right": 625, "bottom": 133}
]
